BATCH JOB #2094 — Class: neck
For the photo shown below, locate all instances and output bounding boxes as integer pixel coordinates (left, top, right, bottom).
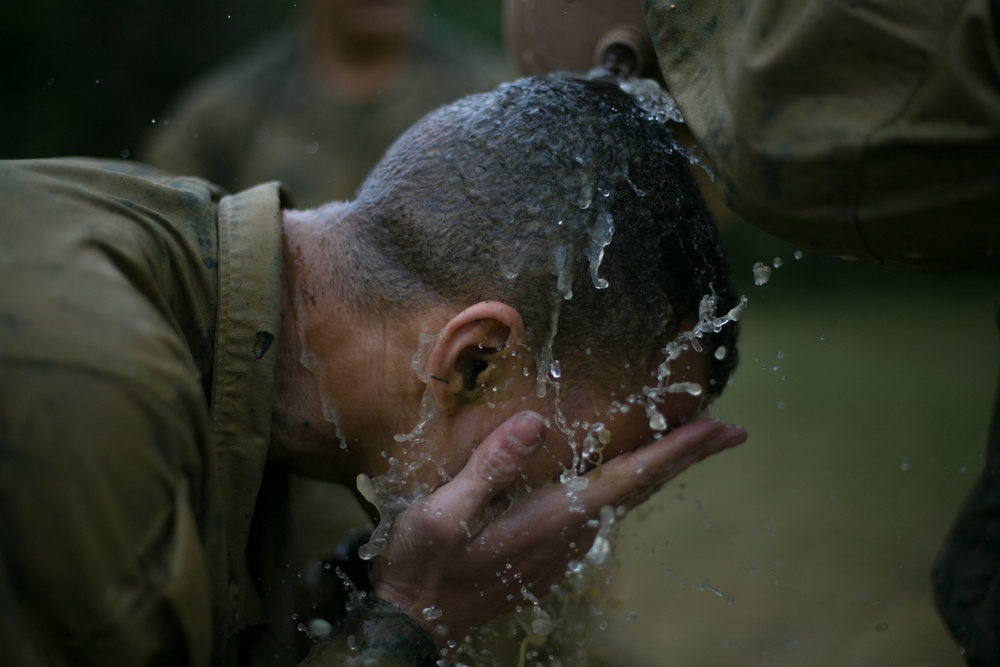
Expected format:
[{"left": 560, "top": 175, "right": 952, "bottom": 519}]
[
  {"left": 271, "top": 207, "right": 359, "bottom": 483},
  {"left": 270, "top": 207, "right": 428, "bottom": 484}
]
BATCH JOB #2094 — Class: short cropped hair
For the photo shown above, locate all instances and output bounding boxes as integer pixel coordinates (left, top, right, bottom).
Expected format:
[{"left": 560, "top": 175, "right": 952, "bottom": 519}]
[{"left": 341, "top": 76, "right": 739, "bottom": 397}]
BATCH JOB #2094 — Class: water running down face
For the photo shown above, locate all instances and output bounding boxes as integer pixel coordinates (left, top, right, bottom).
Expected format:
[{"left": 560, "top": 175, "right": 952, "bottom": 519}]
[{"left": 314, "top": 75, "right": 742, "bottom": 535}]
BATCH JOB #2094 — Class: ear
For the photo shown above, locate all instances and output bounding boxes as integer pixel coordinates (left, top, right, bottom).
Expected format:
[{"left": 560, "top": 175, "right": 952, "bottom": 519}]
[{"left": 426, "top": 301, "right": 525, "bottom": 414}]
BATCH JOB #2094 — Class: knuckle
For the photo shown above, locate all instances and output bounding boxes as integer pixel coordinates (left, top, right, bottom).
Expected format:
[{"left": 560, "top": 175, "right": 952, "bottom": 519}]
[{"left": 476, "top": 443, "right": 525, "bottom": 485}]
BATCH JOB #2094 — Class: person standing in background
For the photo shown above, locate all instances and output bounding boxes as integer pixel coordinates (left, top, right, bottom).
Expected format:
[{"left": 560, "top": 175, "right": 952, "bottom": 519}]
[{"left": 143, "top": 0, "right": 511, "bottom": 207}]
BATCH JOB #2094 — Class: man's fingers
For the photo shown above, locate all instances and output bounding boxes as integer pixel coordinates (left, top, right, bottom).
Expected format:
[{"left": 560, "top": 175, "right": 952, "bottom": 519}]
[
  {"left": 487, "top": 419, "right": 745, "bottom": 543},
  {"left": 582, "top": 419, "right": 746, "bottom": 513},
  {"left": 428, "top": 411, "right": 546, "bottom": 528}
]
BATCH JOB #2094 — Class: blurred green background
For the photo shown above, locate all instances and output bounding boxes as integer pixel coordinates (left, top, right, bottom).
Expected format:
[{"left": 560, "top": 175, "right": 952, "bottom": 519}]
[
  {"left": 603, "top": 225, "right": 998, "bottom": 666},
  {"left": 0, "top": 0, "right": 504, "bottom": 160},
  {"left": 4, "top": 1, "right": 997, "bottom": 664}
]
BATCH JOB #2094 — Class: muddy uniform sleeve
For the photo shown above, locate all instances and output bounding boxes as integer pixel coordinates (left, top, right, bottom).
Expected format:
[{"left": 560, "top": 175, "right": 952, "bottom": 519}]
[
  {"left": 644, "top": 0, "right": 1000, "bottom": 271},
  {"left": 0, "top": 158, "right": 229, "bottom": 666},
  {"left": 0, "top": 364, "right": 215, "bottom": 667}
]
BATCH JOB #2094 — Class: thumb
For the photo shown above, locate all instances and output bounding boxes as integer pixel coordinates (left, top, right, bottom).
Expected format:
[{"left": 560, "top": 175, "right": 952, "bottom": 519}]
[{"left": 430, "top": 411, "right": 546, "bottom": 527}]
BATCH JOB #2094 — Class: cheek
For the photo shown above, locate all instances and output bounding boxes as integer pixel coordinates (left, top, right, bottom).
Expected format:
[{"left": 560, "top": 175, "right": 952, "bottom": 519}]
[
  {"left": 435, "top": 408, "right": 520, "bottom": 480},
  {"left": 524, "top": 439, "right": 571, "bottom": 483},
  {"left": 595, "top": 412, "right": 653, "bottom": 464},
  {"left": 521, "top": 415, "right": 650, "bottom": 485}
]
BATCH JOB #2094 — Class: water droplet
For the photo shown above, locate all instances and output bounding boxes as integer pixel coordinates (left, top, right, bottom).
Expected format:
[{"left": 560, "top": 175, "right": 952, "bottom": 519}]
[
  {"left": 618, "top": 78, "right": 684, "bottom": 124},
  {"left": 727, "top": 297, "right": 748, "bottom": 322},
  {"left": 648, "top": 411, "right": 667, "bottom": 432},
  {"left": 794, "top": 250, "right": 804, "bottom": 260},
  {"left": 559, "top": 470, "right": 589, "bottom": 493},
  {"left": 531, "top": 615, "right": 554, "bottom": 636},
  {"left": 666, "top": 382, "right": 703, "bottom": 396},
  {"left": 305, "top": 141, "right": 319, "bottom": 154},
  {"left": 587, "top": 209, "right": 614, "bottom": 290},
  {"left": 772, "top": 257, "right": 783, "bottom": 268},
  {"left": 422, "top": 606, "right": 443, "bottom": 621},
  {"left": 714, "top": 346, "right": 728, "bottom": 360},
  {"left": 752, "top": 262, "right": 771, "bottom": 286},
  {"left": 307, "top": 618, "right": 333, "bottom": 639},
  {"left": 875, "top": 622, "right": 889, "bottom": 632},
  {"left": 549, "top": 360, "right": 562, "bottom": 380},
  {"left": 899, "top": 458, "right": 910, "bottom": 471}
]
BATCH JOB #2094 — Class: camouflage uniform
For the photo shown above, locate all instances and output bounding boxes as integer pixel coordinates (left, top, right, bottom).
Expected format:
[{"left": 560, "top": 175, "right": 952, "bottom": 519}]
[
  {"left": 0, "top": 159, "right": 435, "bottom": 667},
  {"left": 645, "top": 0, "right": 1000, "bottom": 272},
  {"left": 644, "top": 1, "right": 1000, "bottom": 662}
]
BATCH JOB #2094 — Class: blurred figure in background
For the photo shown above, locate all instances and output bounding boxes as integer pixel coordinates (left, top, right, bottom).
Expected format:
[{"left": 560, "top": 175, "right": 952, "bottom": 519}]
[{"left": 143, "top": 0, "right": 511, "bottom": 207}]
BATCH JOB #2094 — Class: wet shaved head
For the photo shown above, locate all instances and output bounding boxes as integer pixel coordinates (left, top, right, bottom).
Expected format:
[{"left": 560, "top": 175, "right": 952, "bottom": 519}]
[{"left": 338, "top": 76, "right": 739, "bottom": 396}]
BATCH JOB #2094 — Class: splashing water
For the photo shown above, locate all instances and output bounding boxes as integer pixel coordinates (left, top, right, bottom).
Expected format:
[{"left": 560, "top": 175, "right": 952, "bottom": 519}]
[
  {"left": 666, "top": 382, "right": 704, "bottom": 396},
  {"left": 616, "top": 77, "right": 716, "bottom": 180},
  {"left": 422, "top": 606, "right": 444, "bottom": 621},
  {"left": 584, "top": 505, "right": 617, "bottom": 568},
  {"left": 300, "top": 75, "right": 747, "bottom": 664},
  {"left": 356, "top": 472, "right": 412, "bottom": 560},
  {"left": 696, "top": 579, "right": 736, "bottom": 605},
  {"left": 586, "top": 207, "right": 614, "bottom": 290},
  {"left": 360, "top": 288, "right": 745, "bottom": 664},
  {"left": 618, "top": 78, "right": 683, "bottom": 124},
  {"left": 624, "top": 293, "right": 748, "bottom": 434},
  {"left": 752, "top": 261, "right": 772, "bottom": 286},
  {"left": 553, "top": 244, "right": 573, "bottom": 301},
  {"left": 392, "top": 386, "right": 437, "bottom": 444},
  {"left": 409, "top": 332, "right": 439, "bottom": 383}
]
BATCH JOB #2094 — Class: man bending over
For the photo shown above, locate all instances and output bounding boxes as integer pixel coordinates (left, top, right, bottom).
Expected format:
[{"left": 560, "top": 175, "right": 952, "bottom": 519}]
[{"left": 0, "top": 75, "right": 744, "bottom": 666}]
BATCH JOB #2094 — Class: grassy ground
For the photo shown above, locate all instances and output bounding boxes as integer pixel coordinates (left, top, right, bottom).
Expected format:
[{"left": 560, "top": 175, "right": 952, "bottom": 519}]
[{"left": 596, "top": 225, "right": 999, "bottom": 666}]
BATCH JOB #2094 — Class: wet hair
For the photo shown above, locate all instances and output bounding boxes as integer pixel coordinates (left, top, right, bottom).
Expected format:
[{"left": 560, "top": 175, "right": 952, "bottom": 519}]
[{"left": 340, "top": 76, "right": 739, "bottom": 397}]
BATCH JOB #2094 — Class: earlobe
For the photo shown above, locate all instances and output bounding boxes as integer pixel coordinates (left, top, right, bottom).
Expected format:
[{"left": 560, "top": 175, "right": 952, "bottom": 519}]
[{"left": 426, "top": 301, "right": 525, "bottom": 414}]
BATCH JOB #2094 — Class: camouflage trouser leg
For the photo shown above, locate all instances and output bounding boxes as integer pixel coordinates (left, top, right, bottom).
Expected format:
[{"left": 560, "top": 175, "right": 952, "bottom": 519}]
[{"left": 933, "top": 307, "right": 1000, "bottom": 665}]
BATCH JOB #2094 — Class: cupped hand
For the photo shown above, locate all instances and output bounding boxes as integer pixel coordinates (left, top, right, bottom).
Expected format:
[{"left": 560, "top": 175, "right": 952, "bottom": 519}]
[{"left": 371, "top": 411, "right": 745, "bottom": 646}]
